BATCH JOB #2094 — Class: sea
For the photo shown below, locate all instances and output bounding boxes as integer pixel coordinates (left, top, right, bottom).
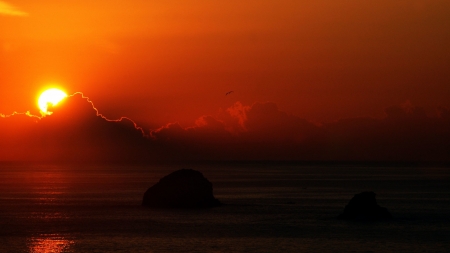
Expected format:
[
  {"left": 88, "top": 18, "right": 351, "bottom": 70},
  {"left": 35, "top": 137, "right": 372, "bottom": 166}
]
[{"left": 0, "top": 162, "right": 449, "bottom": 253}]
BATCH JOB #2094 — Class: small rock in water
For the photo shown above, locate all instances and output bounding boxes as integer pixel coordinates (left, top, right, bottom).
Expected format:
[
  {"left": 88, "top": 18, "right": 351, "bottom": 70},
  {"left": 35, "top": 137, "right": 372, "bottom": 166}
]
[
  {"left": 338, "top": 191, "right": 392, "bottom": 221},
  {"left": 142, "top": 169, "right": 221, "bottom": 208}
]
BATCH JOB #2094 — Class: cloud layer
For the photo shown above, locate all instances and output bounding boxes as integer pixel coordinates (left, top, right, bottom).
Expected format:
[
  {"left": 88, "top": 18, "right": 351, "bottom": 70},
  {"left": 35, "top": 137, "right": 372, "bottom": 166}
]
[
  {"left": 1, "top": 94, "right": 449, "bottom": 163},
  {"left": 0, "top": 1, "right": 28, "bottom": 16}
]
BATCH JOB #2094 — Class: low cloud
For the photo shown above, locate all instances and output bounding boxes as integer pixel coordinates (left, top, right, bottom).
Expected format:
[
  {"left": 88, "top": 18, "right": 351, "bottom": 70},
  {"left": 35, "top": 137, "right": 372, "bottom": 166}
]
[
  {"left": 150, "top": 101, "right": 450, "bottom": 162},
  {"left": 321, "top": 102, "right": 450, "bottom": 161},
  {"left": 0, "top": 1, "right": 28, "bottom": 16},
  {"left": 0, "top": 93, "right": 150, "bottom": 162},
  {"left": 1, "top": 95, "right": 449, "bottom": 163}
]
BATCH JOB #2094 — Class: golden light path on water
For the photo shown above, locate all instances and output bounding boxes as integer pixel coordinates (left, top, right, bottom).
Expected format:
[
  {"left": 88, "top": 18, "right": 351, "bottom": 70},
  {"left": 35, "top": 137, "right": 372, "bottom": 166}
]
[
  {"left": 28, "top": 234, "right": 74, "bottom": 253},
  {"left": 24, "top": 166, "right": 75, "bottom": 253}
]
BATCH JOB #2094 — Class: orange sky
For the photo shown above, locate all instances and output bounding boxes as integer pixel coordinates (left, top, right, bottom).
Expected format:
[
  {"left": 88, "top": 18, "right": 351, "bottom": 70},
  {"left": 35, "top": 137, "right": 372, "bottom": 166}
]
[{"left": 1, "top": 0, "right": 450, "bottom": 128}]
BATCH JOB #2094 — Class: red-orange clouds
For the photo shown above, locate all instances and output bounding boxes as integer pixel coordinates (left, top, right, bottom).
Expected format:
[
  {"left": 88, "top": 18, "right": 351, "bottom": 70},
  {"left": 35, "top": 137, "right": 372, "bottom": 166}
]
[
  {"left": 1, "top": 93, "right": 148, "bottom": 162},
  {"left": 1, "top": 1, "right": 450, "bottom": 162},
  {"left": 1, "top": 1, "right": 450, "bottom": 126},
  {"left": 1, "top": 93, "right": 450, "bottom": 162}
]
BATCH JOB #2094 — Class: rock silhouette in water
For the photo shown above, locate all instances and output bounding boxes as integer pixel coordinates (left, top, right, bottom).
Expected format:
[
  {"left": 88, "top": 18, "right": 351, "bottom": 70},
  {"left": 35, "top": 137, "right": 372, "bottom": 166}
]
[
  {"left": 142, "top": 169, "right": 221, "bottom": 208},
  {"left": 338, "top": 191, "right": 392, "bottom": 221}
]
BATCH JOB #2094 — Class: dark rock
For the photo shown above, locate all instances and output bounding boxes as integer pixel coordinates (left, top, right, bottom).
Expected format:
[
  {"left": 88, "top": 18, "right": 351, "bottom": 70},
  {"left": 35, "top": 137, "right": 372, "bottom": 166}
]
[
  {"left": 338, "top": 191, "right": 392, "bottom": 221},
  {"left": 142, "top": 169, "right": 221, "bottom": 208}
]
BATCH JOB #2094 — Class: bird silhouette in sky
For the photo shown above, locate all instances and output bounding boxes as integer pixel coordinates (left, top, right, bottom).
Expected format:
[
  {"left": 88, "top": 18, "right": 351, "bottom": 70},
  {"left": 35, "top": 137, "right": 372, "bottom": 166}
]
[{"left": 226, "top": 91, "right": 234, "bottom": 95}]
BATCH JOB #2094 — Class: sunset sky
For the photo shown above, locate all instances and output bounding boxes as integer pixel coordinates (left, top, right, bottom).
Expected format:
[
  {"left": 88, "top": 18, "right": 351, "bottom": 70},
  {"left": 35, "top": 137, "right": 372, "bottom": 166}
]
[{"left": 1, "top": 0, "right": 450, "bottom": 162}]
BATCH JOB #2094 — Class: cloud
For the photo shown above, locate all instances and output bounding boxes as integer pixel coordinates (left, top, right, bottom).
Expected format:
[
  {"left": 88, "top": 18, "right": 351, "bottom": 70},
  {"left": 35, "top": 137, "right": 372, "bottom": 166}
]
[
  {"left": 437, "top": 106, "right": 450, "bottom": 120},
  {"left": 149, "top": 101, "right": 450, "bottom": 162},
  {"left": 320, "top": 102, "right": 450, "bottom": 162},
  {"left": 0, "top": 93, "right": 151, "bottom": 162},
  {"left": 1, "top": 96, "right": 450, "bottom": 163},
  {"left": 236, "top": 102, "right": 320, "bottom": 142},
  {"left": 384, "top": 100, "right": 427, "bottom": 121},
  {"left": 0, "top": 1, "right": 28, "bottom": 16},
  {"left": 150, "top": 101, "right": 324, "bottom": 160}
]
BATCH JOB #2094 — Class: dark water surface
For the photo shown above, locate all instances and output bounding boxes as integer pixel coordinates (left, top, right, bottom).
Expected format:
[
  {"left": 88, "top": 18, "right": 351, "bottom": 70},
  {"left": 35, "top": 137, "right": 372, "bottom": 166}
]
[{"left": 0, "top": 162, "right": 449, "bottom": 252}]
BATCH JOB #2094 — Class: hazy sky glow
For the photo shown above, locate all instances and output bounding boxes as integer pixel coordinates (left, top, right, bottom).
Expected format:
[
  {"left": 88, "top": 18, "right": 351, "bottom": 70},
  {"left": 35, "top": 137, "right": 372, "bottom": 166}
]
[
  {"left": 1, "top": 0, "right": 450, "bottom": 162},
  {"left": 0, "top": 1, "right": 28, "bottom": 16}
]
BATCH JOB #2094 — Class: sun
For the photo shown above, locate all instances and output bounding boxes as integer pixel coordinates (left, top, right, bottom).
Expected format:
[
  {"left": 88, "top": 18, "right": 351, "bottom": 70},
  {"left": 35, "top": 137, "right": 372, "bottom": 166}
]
[{"left": 38, "top": 88, "right": 68, "bottom": 115}]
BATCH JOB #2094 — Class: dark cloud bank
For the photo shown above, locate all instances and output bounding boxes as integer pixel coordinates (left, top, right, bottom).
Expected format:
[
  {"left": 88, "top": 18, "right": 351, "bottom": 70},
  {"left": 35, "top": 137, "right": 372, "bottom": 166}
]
[{"left": 1, "top": 93, "right": 449, "bottom": 163}]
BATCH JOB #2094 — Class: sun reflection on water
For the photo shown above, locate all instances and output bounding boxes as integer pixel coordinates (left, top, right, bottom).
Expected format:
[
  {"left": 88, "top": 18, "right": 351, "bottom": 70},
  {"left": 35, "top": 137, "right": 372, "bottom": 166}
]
[{"left": 28, "top": 234, "right": 74, "bottom": 253}]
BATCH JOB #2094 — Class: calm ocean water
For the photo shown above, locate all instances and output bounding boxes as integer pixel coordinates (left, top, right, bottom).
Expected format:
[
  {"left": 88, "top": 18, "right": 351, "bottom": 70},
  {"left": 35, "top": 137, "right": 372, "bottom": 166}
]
[{"left": 0, "top": 162, "right": 449, "bottom": 252}]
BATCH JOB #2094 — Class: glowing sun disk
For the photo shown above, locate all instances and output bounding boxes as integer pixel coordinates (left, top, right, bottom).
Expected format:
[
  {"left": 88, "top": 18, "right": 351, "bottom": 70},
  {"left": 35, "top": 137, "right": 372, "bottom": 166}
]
[{"left": 38, "top": 88, "right": 68, "bottom": 115}]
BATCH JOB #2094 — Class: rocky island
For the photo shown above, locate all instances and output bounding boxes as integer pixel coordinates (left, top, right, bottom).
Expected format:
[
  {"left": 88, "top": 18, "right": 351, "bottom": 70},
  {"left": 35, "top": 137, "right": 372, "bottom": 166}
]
[
  {"left": 338, "top": 191, "right": 392, "bottom": 221},
  {"left": 142, "top": 169, "right": 221, "bottom": 208}
]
